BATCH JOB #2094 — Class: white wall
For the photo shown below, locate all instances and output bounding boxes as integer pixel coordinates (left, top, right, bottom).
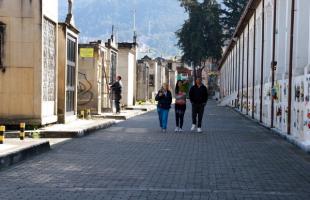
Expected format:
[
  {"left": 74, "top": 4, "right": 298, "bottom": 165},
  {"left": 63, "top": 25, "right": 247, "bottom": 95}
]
[{"left": 219, "top": 0, "right": 310, "bottom": 149}]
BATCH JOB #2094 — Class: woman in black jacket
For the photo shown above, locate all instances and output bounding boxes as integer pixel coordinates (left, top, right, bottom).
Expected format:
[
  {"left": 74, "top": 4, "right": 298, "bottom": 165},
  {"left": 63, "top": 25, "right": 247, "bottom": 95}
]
[{"left": 155, "top": 83, "right": 172, "bottom": 132}]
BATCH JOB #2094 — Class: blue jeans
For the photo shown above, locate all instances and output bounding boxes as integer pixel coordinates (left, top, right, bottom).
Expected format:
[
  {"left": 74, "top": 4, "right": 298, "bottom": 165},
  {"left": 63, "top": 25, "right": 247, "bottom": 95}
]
[{"left": 157, "top": 107, "right": 170, "bottom": 130}]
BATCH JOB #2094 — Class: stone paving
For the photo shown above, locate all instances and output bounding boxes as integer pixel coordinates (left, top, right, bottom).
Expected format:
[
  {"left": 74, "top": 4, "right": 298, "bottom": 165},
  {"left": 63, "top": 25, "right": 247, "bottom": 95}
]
[{"left": 1, "top": 101, "right": 310, "bottom": 199}]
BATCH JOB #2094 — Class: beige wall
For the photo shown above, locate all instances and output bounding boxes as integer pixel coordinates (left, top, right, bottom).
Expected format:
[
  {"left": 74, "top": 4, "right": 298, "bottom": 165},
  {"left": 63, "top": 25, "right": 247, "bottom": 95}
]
[
  {"left": 101, "top": 48, "right": 111, "bottom": 110},
  {"left": 0, "top": 0, "right": 58, "bottom": 125},
  {"left": 78, "top": 44, "right": 108, "bottom": 114},
  {"left": 102, "top": 46, "right": 117, "bottom": 111}
]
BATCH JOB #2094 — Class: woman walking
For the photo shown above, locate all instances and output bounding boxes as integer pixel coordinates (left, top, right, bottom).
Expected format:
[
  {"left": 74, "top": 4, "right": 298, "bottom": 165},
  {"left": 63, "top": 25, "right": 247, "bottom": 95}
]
[
  {"left": 155, "top": 83, "right": 172, "bottom": 133},
  {"left": 175, "top": 80, "right": 187, "bottom": 132}
]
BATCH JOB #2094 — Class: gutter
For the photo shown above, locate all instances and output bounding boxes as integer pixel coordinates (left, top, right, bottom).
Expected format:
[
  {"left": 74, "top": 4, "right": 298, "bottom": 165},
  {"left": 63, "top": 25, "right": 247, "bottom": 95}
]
[
  {"left": 238, "top": 40, "right": 241, "bottom": 107},
  {"left": 271, "top": 0, "right": 277, "bottom": 128},
  {"left": 260, "top": 0, "right": 265, "bottom": 123},
  {"left": 241, "top": 33, "right": 245, "bottom": 113},
  {"left": 287, "top": 0, "right": 295, "bottom": 135},
  {"left": 246, "top": 24, "right": 250, "bottom": 115},
  {"left": 252, "top": 11, "right": 257, "bottom": 119}
]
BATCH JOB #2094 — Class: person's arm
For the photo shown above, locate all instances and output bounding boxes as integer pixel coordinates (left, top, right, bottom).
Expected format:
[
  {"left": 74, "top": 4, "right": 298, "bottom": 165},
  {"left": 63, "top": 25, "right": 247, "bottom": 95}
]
[
  {"left": 168, "top": 91, "right": 173, "bottom": 105},
  {"left": 110, "top": 82, "right": 116, "bottom": 90},
  {"left": 155, "top": 90, "right": 162, "bottom": 101},
  {"left": 189, "top": 87, "right": 194, "bottom": 103}
]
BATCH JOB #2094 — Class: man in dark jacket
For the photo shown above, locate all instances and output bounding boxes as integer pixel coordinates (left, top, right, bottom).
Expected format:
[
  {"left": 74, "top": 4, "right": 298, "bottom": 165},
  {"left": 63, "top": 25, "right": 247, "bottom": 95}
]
[
  {"left": 189, "top": 78, "right": 208, "bottom": 133},
  {"left": 111, "top": 76, "right": 123, "bottom": 114}
]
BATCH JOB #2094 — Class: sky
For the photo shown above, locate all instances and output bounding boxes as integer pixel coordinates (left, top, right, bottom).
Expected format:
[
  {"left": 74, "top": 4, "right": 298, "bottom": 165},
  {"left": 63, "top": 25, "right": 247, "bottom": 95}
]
[{"left": 59, "top": 0, "right": 189, "bottom": 58}]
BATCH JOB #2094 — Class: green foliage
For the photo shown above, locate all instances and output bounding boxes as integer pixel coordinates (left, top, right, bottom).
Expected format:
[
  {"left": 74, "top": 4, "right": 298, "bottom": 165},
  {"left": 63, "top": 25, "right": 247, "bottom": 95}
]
[
  {"left": 176, "top": 0, "right": 223, "bottom": 72},
  {"left": 31, "top": 129, "right": 40, "bottom": 139},
  {"left": 221, "top": 0, "right": 249, "bottom": 39},
  {"left": 202, "top": 0, "right": 223, "bottom": 60}
]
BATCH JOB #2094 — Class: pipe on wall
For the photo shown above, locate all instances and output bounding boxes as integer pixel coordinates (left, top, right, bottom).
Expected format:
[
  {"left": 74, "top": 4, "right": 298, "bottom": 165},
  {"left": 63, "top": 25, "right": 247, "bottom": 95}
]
[
  {"left": 235, "top": 43, "right": 238, "bottom": 94},
  {"left": 271, "top": 0, "right": 277, "bottom": 128},
  {"left": 233, "top": 47, "right": 235, "bottom": 96},
  {"left": 241, "top": 33, "right": 245, "bottom": 113},
  {"left": 247, "top": 24, "right": 250, "bottom": 115},
  {"left": 287, "top": 0, "right": 295, "bottom": 135},
  {"left": 260, "top": 0, "right": 265, "bottom": 123},
  {"left": 238, "top": 39, "right": 241, "bottom": 108},
  {"left": 252, "top": 11, "right": 257, "bottom": 119}
]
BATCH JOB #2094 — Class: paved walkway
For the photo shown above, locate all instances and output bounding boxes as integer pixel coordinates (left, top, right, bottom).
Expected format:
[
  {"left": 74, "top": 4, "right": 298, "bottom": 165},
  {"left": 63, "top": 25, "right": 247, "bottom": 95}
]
[{"left": 1, "top": 101, "right": 310, "bottom": 200}]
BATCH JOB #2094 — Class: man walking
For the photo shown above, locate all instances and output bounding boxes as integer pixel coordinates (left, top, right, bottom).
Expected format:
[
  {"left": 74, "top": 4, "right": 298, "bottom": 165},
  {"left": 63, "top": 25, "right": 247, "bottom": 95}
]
[
  {"left": 189, "top": 78, "right": 208, "bottom": 133},
  {"left": 111, "top": 76, "right": 123, "bottom": 114}
]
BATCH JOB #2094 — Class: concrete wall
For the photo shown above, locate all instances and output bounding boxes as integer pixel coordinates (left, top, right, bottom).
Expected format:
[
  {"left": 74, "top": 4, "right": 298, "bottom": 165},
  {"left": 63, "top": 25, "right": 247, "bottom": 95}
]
[
  {"left": 103, "top": 40, "right": 118, "bottom": 111},
  {"left": 0, "top": 0, "right": 58, "bottom": 125},
  {"left": 136, "top": 62, "right": 149, "bottom": 101},
  {"left": 219, "top": 0, "right": 310, "bottom": 149},
  {"left": 148, "top": 61, "right": 158, "bottom": 100},
  {"left": 118, "top": 47, "right": 136, "bottom": 106}
]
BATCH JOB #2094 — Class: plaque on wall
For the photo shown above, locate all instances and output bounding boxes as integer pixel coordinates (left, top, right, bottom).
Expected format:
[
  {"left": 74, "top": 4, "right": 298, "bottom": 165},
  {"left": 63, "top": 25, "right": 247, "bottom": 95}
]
[{"left": 43, "top": 18, "right": 56, "bottom": 102}]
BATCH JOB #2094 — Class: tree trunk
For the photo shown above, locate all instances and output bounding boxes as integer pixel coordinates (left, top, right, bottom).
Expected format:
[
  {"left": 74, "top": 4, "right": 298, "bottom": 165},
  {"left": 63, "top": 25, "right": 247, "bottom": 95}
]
[{"left": 192, "top": 62, "right": 197, "bottom": 82}]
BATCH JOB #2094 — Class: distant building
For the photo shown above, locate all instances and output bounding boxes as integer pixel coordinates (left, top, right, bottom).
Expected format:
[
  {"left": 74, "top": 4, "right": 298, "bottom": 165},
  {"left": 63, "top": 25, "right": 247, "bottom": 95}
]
[
  {"left": 202, "top": 59, "right": 219, "bottom": 97},
  {"left": 136, "top": 56, "right": 150, "bottom": 101},
  {"left": 167, "top": 60, "right": 179, "bottom": 95},
  {"left": 176, "top": 64, "right": 192, "bottom": 81},
  {"left": 154, "top": 57, "right": 167, "bottom": 89}
]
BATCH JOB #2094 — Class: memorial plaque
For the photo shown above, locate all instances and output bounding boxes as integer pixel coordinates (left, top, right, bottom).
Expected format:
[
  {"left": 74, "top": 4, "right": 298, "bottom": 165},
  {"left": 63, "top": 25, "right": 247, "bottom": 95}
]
[{"left": 43, "top": 18, "right": 56, "bottom": 102}]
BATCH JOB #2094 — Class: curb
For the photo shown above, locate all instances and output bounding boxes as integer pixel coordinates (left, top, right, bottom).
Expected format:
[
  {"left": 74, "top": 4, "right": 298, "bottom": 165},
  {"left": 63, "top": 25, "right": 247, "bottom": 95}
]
[
  {"left": 40, "top": 120, "right": 116, "bottom": 138},
  {"left": 93, "top": 108, "right": 156, "bottom": 120},
  {"left": 0, "top": 141, "right": 50, "bottom": 170},
  {"left": 3, "top": 121, "right": 116, "bottom": 139}
]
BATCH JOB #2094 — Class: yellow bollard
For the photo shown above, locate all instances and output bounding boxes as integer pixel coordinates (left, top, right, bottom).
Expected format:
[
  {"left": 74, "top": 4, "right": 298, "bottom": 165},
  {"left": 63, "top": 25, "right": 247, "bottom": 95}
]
[
  {"left": 20, "top": 123, "right": 25, "bottom": 140},
  {"left": 80, "top": 110, "right": 85, "bottom": 119},
  {"left": 0, "top": 126, "right": 5, "bottom": 144},
  {"left": 86, "top": 109, "right": 91, "bottom": 119}
]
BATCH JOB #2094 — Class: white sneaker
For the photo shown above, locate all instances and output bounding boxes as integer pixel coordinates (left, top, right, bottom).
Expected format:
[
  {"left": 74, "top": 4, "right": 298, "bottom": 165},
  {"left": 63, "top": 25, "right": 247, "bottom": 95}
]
[
  {"left": 197, "top": 128, "right": 202, "bottom": 133},
  {"left": 162, "top": 129, "right": 167, "bottom": 133},
  {"left": 191, "top": 125, "right": 196, "bottom": 132},
  {"left": 178, "top": 128, "right": 184, "bottom": 132},
  {"left": 175, "top": 127, "right": 179, "bottom": 132}
]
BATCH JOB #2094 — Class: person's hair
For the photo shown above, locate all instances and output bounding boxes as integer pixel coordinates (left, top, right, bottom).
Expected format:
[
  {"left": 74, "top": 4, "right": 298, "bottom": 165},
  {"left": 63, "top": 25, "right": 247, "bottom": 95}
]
[
  {"left": 162, "top": 83, "right": 169, "bottom": 91},
  {"left": 175, "top": 80, "right": 182, "bottom": 94},
  {"left": 117, "top": 76, "right": 122, "bottom": 80}
]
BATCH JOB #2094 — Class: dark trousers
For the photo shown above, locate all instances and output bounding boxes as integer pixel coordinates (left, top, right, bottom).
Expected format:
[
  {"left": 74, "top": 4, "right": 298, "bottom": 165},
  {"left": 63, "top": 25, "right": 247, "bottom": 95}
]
[
  {"left": 192, "top": 104, "right": 205, "bottom": 128},
  {"left": 175, "top": 104, "right": 186, "bottom": 128},
  {"left": 115, "top": 99, "right": 121, "bottom": 113}
]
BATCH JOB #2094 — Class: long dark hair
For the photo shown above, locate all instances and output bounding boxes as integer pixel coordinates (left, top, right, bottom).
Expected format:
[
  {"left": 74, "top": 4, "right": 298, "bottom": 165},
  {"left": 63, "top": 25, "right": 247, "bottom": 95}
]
[{"left": 175, "top": 80, "right": 183, "bottom": 94}]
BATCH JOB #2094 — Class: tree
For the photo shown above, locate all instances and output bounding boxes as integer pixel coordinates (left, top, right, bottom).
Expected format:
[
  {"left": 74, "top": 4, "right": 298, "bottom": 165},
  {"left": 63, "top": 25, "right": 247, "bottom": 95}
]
[
  {"left": 176, "top": 0, "right": 223, "bottom": 80},
  {"left": 221, "top": 0, "right": 249, "bottom": 39},
  {"left": 202, "top": 0, "right": 223, "bottom": 61}
]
